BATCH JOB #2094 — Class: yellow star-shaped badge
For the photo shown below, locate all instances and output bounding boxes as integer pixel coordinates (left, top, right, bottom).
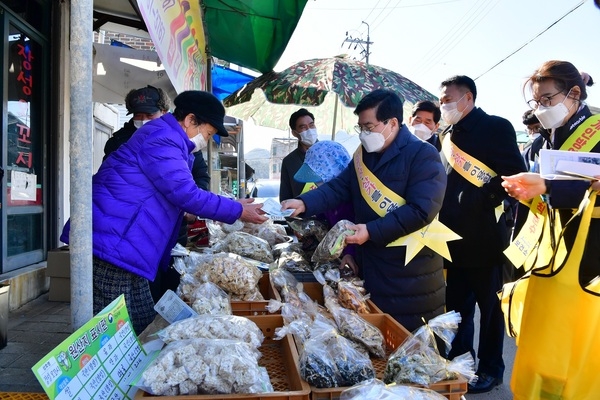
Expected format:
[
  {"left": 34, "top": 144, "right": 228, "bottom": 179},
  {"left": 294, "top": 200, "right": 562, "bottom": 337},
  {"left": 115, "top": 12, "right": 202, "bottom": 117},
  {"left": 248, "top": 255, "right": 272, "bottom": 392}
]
[{"left": 388, "top": 218, "right": 462, "bottom": 264}]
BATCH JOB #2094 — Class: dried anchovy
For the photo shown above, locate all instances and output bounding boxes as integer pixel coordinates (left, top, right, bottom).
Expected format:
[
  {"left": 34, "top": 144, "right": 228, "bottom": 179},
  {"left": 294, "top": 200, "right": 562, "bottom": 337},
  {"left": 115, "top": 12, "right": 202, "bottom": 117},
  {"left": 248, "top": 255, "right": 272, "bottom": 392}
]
[{"left": 288, "top": 218, "right": 329, "bottom": 241}]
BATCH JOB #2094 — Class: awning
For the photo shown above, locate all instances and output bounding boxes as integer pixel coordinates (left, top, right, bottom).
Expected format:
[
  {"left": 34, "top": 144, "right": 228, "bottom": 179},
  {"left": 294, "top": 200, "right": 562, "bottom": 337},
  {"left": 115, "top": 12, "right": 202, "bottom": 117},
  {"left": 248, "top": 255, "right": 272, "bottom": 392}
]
[{"left": 92, "top": 0, "right": 308, "bottom": 74}]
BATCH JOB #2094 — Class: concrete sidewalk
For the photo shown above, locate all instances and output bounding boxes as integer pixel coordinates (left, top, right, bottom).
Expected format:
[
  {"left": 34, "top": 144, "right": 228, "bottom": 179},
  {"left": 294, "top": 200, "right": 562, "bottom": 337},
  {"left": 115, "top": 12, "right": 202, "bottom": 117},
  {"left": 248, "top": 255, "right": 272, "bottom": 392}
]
[{"left": 0, "top": 293, "right": 71, "bottom": 393}]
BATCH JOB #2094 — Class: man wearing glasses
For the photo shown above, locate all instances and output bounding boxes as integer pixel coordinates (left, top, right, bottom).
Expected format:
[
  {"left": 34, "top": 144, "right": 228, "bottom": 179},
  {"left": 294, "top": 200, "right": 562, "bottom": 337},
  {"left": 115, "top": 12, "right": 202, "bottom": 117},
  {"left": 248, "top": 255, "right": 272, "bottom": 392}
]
[
  {"left": 437, "top": 75, "right": 526, "bottom": 393},
  {"left": 282, "top": 89, "right": 448, "bottom": 332}
]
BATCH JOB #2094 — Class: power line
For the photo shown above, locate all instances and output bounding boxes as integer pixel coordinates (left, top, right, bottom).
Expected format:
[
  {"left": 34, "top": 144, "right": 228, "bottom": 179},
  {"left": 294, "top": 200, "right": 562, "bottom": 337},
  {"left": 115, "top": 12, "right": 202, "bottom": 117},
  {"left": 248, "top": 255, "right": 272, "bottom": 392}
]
[
  {"left": 474, "top": 0, "right": 587, "bottom": 80},
  {"left": 371, "top": 0, "right": 403, "bottom": 34}
]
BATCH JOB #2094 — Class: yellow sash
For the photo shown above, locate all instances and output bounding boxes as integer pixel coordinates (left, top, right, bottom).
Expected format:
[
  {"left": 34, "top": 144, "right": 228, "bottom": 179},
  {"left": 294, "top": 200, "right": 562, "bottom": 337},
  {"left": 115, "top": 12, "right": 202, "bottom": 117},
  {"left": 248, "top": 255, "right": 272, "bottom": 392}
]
[
  {"left": 441, "top": 136, "right": 504, "bottom": 222},
  {"left": 300, "top": 182, "right": 318, "bottom": 194},
  {"left": 353, "top": 148, "right": 460, "bottom": 264},
  {"left": 504, "top": 114, "right": 600, "bottom": 269}
]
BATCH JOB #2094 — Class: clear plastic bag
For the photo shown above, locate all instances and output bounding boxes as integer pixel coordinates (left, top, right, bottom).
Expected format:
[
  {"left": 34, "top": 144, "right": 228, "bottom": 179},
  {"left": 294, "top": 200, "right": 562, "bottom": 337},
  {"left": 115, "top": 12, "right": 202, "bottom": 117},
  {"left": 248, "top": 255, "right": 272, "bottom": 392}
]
[
  {"left": 137, "top": 338, "right": 267, "bottom": 396},
  {"left": 311, "top": 220, "right": 355, "bottom": 263},
  {"left": 243, "top": 220, "right": 289, "bottom": 247},
  {"left": 383, "top": 311, "right": 476, "bottom": 386},
  {"left": 288, "top": 218, "right": 329, "bottom": 241},
  {"left": 340, "top": 378, "right": 447, "bottom": 400},
  {"left": 299, "top": 318, "right": 375, "bottom": 388},
  {"left": 277, "top": 251, "right": 312, "bottom": 273},
  {"left": 212, "top": 231, "right": 274, "bottom": 263},
  {"left": 189, "top": 281, "right": 232, "bottom": 315},
  {"left": 156, "top": 314, "right": 264, "bottom": 348}
]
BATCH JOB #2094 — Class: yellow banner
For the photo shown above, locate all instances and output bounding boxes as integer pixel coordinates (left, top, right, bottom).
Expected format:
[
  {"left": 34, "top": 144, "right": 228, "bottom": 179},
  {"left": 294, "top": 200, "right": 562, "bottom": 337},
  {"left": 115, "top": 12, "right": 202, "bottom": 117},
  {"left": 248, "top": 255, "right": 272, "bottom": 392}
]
[
  {"left": 353, "top": 148, "right": 460, "bottom": 264},
  {"left": 138, "top": 0, "right": 208, "bottom": 93}
]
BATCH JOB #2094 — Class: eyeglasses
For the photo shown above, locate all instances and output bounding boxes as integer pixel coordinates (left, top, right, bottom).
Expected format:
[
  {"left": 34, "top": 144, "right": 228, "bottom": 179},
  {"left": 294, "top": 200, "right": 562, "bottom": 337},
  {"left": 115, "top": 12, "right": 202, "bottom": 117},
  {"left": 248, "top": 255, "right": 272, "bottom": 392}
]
[
  {"left": 354, "top": 120, "right": 389, "bottom": 134},
  {"left": 527, "top": 91, "right": 563, "bottom": 109}
]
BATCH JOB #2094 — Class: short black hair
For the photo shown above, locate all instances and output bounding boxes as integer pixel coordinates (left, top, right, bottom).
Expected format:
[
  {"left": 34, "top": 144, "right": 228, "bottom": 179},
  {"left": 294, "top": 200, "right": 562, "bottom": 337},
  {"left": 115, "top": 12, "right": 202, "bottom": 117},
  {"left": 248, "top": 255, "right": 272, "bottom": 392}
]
[
  {"left": 441, "top": 75, "right": 477, "bottom": 102},
  {"left": 522, "top": 109, "right": 539, "bottom": 126},
  {"left": 412, "top": 100, "right": 441, "bottom": 124},
  {"left": 289, "top": 108, "right": 315, "bottom": 130},
  {"left": 354, "top": 89, "right": 404, "bottom": 123}
]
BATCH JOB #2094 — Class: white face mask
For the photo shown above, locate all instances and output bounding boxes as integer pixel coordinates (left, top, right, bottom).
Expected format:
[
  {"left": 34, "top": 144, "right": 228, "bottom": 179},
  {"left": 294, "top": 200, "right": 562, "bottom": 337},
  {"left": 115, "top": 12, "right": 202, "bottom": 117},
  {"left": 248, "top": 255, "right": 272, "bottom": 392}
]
[
  {"left": 409, "top": 123, "right": 433, "bottom": 140},
  {"left": 440, "top": 94, "right": 466, "bottom": 125},
  {"left": 191, "top": 132, "right": 208, "bottom": 152},
  {"left": 300, "top": 128, "right": 318, "bottom": 146},
  {"left": 534, "top": 101, "right": 571, "bottom": 130},
  {"left": 133, "top": 120, "right": 150, "bottom": 129},
  {"left": 359, "top": 123, "right": 391, "bottom": 153}
]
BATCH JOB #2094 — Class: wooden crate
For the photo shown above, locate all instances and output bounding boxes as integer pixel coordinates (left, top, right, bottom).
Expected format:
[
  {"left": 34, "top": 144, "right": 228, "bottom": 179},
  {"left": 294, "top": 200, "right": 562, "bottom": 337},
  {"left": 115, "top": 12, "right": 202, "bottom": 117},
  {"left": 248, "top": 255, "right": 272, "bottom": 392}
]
[
  {"left": 308, "top": 314, "right": 468, "bottom": 400},
  {"left": 272, "top": 281, "right": 383, "bottom": 314},
  {"left": 135, "top": 315, "right": 310, "bottom": 400}
]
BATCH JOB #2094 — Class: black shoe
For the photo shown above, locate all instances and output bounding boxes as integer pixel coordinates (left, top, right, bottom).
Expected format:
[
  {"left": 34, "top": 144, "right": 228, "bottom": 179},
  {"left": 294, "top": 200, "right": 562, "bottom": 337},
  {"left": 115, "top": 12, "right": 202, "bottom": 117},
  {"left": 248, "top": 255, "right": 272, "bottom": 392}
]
[{"left": 468, "top": 372, "right": 503, "bottom": 394}]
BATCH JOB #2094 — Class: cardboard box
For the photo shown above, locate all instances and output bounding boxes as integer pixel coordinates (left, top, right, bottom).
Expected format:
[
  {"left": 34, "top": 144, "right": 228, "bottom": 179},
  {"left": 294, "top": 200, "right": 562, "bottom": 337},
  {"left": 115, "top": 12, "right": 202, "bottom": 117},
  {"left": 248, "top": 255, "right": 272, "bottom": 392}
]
[
  {"left": 48, "top": 277, "right": 70, "bottom": 302},
  {"left": 46, "top": 246, "right": 70, "bottom": 278},
  {"left": 47, "top": 246, "right": 70, "bottom": 302}
]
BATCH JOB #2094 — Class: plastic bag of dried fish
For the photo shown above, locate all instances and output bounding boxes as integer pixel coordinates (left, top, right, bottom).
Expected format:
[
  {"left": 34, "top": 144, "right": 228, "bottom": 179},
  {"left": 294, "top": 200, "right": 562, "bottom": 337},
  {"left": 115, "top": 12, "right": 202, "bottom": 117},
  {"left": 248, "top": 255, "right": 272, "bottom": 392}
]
[
  {"left": 157, "top": 315, "right": 264, "bottom": 348},
  {"left": 242, "top": 220, "right": 289, "bottom": 247},
  {"left": 299, "top": 318, "right": 375, "bottom": 388},
  {"left": 340, "top": 378, "right": 447, "bottom": 400},
  {"left": 137, "top": 338, "right": 269, "bottom": 396},
  {"left": 272, "top": 242, "right": 306, "bottom": 259},
  {"left": 288, "top": 218, "right": 329, "bottom": 241},
  {"left": 277, "top": 251, "right": 312, "bottom": 273},
  {"left": 311, "top": 220, "right": 355, "bottom": 263},
  {"left": 383, "top": 311, "right": 476, "bottom": 386},
  {"left": 323, "top": 285, "right": 385, "bottom": 357},
  {"left": 315, "top": 268, "right": 370, "bottom": 313},
  {"left": 212, "top": 231, "right": 274, "bottom": 263}
]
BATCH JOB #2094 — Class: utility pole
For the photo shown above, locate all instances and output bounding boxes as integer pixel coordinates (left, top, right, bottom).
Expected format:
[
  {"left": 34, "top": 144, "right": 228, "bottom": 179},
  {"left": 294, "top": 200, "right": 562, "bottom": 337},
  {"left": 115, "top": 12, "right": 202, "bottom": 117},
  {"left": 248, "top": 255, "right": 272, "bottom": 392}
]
[{"left": 341, "top": 21, "right": 373, "bottom": 64}]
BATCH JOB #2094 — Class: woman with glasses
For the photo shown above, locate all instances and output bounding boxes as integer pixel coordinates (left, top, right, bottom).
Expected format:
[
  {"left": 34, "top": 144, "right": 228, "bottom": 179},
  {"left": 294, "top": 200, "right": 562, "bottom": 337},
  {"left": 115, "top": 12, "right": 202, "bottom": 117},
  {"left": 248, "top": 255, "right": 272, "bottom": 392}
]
[{"left": 503, "top": 60, "right": 598, "bottom": 284}]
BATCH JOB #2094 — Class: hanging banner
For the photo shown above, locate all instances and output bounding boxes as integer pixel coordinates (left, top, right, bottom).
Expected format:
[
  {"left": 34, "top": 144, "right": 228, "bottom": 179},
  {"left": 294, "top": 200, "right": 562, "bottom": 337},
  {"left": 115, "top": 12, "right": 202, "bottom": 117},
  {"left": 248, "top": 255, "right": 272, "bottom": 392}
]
[{"left": 137, "top": 0, "right": 208, "bottom": 93}]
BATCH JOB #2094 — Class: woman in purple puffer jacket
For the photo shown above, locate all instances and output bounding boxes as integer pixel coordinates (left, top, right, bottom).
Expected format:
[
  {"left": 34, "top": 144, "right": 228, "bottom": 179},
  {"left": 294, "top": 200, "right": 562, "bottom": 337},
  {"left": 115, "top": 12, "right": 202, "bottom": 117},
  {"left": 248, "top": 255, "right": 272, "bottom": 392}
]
[{"left": 61, "top": 91, "right": 267, "bottom": 334}]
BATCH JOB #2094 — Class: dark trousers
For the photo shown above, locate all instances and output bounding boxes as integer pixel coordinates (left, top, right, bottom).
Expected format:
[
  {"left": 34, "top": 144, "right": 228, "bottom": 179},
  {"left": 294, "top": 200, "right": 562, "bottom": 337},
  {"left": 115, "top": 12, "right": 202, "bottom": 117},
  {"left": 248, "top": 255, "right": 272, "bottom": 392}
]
[{"left": 446, "top": 265, "right": 505, "bottom": 379}]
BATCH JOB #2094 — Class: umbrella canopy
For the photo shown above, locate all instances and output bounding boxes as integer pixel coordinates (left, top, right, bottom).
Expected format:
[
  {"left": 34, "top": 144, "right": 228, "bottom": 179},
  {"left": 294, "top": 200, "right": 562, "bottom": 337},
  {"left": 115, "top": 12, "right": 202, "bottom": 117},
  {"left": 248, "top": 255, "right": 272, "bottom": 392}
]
[{"left": 223, "top": 55, "right": 438, "bottom": 136}]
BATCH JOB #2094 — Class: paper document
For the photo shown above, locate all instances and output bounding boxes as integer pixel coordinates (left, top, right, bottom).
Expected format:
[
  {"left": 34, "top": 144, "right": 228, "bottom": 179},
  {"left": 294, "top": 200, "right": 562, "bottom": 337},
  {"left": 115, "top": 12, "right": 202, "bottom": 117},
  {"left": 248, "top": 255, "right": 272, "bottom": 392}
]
[
  {"left": 260, "top": 197, "right": 295, "bottom": 217},
  {"left": 539, "top": 149, "right": 600, "bottom": 180}
]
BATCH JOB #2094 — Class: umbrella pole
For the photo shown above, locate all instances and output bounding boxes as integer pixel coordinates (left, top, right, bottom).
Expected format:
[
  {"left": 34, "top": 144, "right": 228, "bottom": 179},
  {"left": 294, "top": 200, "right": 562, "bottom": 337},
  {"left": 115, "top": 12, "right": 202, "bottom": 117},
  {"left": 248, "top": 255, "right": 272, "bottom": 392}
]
[{"left": 331, "top": 93, "right": 339, "bottom": 141}]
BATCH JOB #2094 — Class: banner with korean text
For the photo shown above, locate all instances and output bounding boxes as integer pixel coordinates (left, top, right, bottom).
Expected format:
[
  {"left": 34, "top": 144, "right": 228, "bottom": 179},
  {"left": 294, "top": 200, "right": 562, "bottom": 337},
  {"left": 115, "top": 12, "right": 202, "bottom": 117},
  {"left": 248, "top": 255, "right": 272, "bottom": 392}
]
[{"left": 137, "top": 0, "right": 208, "bottom": 93}]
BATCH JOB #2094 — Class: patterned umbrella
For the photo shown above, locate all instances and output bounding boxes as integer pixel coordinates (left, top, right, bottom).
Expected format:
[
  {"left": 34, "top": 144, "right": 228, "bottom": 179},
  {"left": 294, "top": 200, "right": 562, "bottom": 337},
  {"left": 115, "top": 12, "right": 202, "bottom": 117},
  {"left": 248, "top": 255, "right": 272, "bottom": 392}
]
[{"left": 223, "top": 55, "right": 438, "bottom": 137}]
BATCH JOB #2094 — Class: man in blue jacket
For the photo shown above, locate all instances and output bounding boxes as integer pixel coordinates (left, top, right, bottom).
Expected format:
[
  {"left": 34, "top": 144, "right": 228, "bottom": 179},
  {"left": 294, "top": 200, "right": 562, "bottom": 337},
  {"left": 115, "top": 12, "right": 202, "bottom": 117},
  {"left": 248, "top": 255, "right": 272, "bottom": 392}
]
[
  {"left": 61, "top": 91, "right": 267, "bottom": 334},
  {"left": 282, "top": 89, "right": 447, "bottom": 332}
]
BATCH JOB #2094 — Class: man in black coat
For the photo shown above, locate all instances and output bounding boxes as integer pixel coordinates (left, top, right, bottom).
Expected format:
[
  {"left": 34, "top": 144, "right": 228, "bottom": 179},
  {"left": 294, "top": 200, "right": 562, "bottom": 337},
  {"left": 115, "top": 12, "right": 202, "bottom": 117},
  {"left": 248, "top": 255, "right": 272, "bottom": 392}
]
[{"left": 438, "top": 76, "right": 527, "bottom": 393}]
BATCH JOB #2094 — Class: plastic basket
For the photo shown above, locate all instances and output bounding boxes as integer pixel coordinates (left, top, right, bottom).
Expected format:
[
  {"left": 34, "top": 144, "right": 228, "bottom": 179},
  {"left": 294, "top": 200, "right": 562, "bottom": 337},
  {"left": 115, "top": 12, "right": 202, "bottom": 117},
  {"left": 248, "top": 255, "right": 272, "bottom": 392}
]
[
  {"left": 135, "top": 315, "right": 310, "bottom": 400},
  {"left": 308, "top": 314, "right": 468, "bottom": 400},
  {"left": 230, "top": 273, "right": 279, "bottom": 316}
]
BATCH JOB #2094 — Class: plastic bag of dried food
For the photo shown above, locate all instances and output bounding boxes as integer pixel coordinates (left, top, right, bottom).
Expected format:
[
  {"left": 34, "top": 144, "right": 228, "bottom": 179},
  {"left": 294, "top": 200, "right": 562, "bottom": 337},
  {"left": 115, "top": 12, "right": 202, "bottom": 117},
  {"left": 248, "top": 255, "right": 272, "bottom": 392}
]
[
  {"left": 316, "top": 268, "right": 370, "bottom": 313},
  {"left": 288, "top": 218, "right": 329, "bottom": 241},
  {"left": 179, "top": 251, "right": 263, "bottom": 296},
  {"left": 243, "top": 220, "right": 289, "bottom": 247},
  {"left": 383, "top": 311, "right": 476, "bottom": 386},
  {"left": 299, "top": 318, "right": 375, "bottom": 388},
  {"left": 340, "top": 378, "right": 447, "bottom": 400},
  {"left": 272, "top": 242, "right": 306, "bottom": 259},
  {"left": 222, "top": 219, "right": 244, "bottom": 233},
  {"left": 188, "top": 281, "right": 232, "bottom": 315},
  {"left": 277, "top": 251, "right": 312, "bottom": 273},
  {"left": 323, "top": 285, "right": 385, "bottom": 358},
  {"left": 136, "top": 338, "right": 269, "bottom": 396},
  {"left": 230, "top": 287, "right": 264, "bottom": 301},
  {"left": 157, "top": 314, "right": 264, "bottom": 348},
  {"left": 311, "top": 220, "right": 355, "bottom": 263},
  {"left": 269, "top": 266, "right": 303, "bottom": 294},
  {"left": 212, "top": 231, "right": 274, "bottom": 263},
  {"left": 206, "top": 220, "right": 227, "bottom": 245}
]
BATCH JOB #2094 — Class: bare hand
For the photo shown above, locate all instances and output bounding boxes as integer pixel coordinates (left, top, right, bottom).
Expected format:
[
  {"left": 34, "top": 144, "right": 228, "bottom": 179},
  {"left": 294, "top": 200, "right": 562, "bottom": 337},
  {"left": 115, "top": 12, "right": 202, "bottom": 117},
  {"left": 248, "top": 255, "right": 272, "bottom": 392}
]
[
  {"left": 501, "top": 173, "right": 547, "bottom": 201},
  {"left": 237, "top": 198, "right": 269, "bottom": 224},
  {"left": 281, "top": 199, "right": 305, "bottom": 217},
  {"left": 345, "top": 223, "right": 369, "bottom": 245},
  {"left": 184, "top": 213, "right": 197, "bottom": 223},
  {"left": 591, "top": 176, "right": 600, "bottom": 191},
  {"left": 339, "top": 254, "right": 359, "bottom": 276}
]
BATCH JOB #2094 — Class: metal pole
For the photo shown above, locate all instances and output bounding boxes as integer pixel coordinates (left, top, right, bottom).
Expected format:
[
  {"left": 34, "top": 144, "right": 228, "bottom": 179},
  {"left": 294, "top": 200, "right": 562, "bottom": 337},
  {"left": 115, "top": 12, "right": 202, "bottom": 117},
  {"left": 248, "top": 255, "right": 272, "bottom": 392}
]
[
  {"left": 331, "top": 94, "right": 339, "bottom": 141},
  {"left": 69, "top": 0, "right": 94, "bottom": 330},
  {"left": 361, "top": 21, "right": 370, "bottom": 64}
]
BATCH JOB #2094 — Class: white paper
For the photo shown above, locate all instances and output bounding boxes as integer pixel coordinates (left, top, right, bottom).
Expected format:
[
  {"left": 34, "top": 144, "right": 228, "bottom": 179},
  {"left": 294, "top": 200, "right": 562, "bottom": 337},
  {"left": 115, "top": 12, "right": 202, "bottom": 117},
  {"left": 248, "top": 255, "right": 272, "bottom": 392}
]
[
  {"left": 539, "top": 149, "right": 600, "bottom": 180},
  {"left": 11, "top": 170, "right": 37, "bottom": 200},
  {"left": 260, "top": 197, "right": 295, "bottom": 217},
  {"left": 153, "top": 289, "right": 197, "bottom": 324}
]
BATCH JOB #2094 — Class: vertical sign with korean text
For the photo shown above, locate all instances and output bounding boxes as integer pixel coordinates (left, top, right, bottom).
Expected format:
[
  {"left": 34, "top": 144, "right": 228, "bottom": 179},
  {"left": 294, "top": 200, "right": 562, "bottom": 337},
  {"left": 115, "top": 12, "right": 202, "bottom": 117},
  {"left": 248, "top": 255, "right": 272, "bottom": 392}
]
[
  {"left": 137, "top": 0, "right": 208, "bottom": 93},
  {"left": 32, "top": 295, "right": 150, "bottom": 400}
]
